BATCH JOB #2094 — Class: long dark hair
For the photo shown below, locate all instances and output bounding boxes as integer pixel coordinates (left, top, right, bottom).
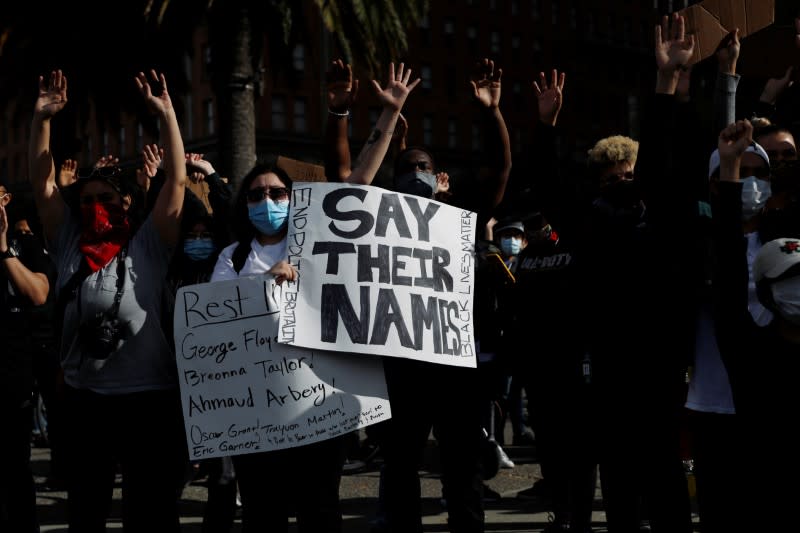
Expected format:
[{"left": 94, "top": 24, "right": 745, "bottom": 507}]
[{"left": 231, "top": 161, "right": 292, "bottom": 243}]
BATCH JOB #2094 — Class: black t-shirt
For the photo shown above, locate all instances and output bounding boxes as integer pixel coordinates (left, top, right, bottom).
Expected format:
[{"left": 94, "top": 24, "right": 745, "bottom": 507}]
[{"left": 1, "top": 231, "right": 54, "bottom": 404}]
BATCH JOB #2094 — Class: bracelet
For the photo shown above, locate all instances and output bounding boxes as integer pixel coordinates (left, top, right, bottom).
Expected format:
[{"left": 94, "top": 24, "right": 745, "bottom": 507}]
[{"left": 328, "top": 108, "right": 350, "bottom": 117}]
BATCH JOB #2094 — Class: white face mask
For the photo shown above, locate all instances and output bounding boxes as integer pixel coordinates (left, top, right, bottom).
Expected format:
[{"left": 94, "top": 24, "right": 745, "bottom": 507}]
[
  {"left": 770, "top": 276, "right": 800, "bottom": 326},
  {"left": 741, "top": 176, "right": 771, "bottom": 220}
]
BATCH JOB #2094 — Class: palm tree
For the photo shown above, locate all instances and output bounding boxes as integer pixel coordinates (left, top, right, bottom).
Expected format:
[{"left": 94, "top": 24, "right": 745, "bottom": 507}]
[{"left": 0, "top": 1, "right": 429, "bottom": 190}]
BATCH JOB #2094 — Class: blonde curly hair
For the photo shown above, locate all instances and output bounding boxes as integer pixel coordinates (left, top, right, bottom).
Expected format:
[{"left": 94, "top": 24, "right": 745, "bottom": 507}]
[{"left": 587, "top": 135, "right": 639, "bottom": 170}]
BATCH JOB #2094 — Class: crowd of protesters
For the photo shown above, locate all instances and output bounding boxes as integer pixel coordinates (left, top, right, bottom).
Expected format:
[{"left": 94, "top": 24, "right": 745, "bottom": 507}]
[{"left": 3, "top": 11, "right": 800, "bottom": 533}]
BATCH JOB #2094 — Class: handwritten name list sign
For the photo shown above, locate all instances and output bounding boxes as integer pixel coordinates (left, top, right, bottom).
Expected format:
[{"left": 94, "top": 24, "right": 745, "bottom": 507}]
[
  {"left": 278, "top": 182, "right": 478, "bottom": 367},
  {"left": 174, "top": 274, "right": 390, "bottom": 460}
]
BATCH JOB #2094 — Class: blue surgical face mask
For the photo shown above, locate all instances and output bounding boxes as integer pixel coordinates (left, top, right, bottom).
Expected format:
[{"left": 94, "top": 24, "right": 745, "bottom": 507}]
[
  {"left": 741, "top": 176, "right": 771, "bottom": 220},
  {"left": 394, "top": 171, "right": 438, "bottom": 198},
  {"left": 183, "top": 238, "right": 216, "bottom": 261},
  {"left": 248, "top": 198, "right": 289, "bottom": 236},
  {"left": 500, "top": 237, "right": 523, "bottom": 257}
]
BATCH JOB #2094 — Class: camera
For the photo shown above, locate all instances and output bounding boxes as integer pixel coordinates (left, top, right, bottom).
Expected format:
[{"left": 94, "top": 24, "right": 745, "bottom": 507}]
[{"left": 78, "top": 311, "right": 123, "bottom": 360}]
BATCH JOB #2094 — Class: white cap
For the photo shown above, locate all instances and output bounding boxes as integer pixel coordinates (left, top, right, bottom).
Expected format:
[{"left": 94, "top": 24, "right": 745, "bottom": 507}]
[
  {"left": 708, "top": 142, "right": 770, "bottom": 178},
  {"left": 753, "top": 238, "right": 800, "bottom": 283}
]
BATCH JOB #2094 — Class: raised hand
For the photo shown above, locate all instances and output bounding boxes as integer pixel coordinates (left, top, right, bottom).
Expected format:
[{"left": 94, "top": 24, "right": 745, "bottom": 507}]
[
  {"left": 134, "top": 70, "right": 173, "bottom": 115},
  {"left": 185, "top": 152, "right": 215, "bottom": 181},
  {"left": 34, "top": 70, "right": 68, "bottom": 119},
  {"left": 392, "top": 113, "right": 408, "bottom": 151},
  {"left": 436, "top": 171, "right": 450, "bottom": 194},
  {"left": 470, "top": 58, "right": 502, "bottom": 109},
  {"left": 371, "top": 62, "right": 421, "bottom": 111},
  {"left": 655, "top": 13, "right": 695, "bottom": 73},
  {"left": 94, "top": 154, "right": 120, "bottom": 169},
  {"left": 718, "top": 119, "right": 753, "bottom": 166},
  {"left": 326, "top": 59, "right": 359, "bottom": 112},
  {"left": 715, "top": 28, "right": 740, "bottom": 75},
  {"left": 0, "top": 204, "right": 8, "bottom": 249},
  {"left": 761, "top": 67, "right": 794, "bottom": 106},
  {"left": 58, "top": 159, "right": 78, "bottom": 188},
  {"left": 533, "top": 69, "right": 565, "bottom": 126},
  {"left": 142, "top": 143, "right": 163, "bottom": 178}
]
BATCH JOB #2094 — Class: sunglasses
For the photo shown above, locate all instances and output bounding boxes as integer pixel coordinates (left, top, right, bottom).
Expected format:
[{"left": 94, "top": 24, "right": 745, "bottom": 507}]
[
  {"left": 246, "top": 187, "right": 290, "bottom": 202},
  {"left": 79, "top": 165, "right": 123, "bottom": 180},
  {"left": 602, "top": 171, "right": 635, "bottom": 186},
  {"left": 185, "top": 231, "right": 214, "bottom": 240}
]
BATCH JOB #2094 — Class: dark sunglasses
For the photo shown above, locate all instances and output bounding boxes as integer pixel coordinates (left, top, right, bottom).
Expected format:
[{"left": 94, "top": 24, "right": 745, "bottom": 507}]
[
  {"left": 398, "top": 160, "right": 434, "bottom": 173},
  {"left": 602, "top": 171, "right": 635, "bottom": 186},
  {"left": 79, "top": 165, "right": 123, "bottom": 180},
  {"left": 246, "top": 187, "right": 290, "bottom": 202},
  {"left": 740, "top": 165, "right": 770, "bottom": 179},
  {"left": 185, "top": 231, "right": 214, "bottom": 240}
]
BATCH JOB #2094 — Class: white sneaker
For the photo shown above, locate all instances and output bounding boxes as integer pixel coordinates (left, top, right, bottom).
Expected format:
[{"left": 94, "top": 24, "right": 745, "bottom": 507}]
[{"left": 496, "top": 445, "right": 515, "bottom": 469}]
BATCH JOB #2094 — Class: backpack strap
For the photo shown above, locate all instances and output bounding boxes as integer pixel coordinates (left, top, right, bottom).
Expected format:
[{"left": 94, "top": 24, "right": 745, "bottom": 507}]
[{"left": 231, "top": 239, "right": 252, "bottom": 275}]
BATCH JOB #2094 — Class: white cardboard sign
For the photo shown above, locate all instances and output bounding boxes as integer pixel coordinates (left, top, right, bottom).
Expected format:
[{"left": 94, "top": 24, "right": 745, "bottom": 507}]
[
  {"left": 174, "top": 274, "right": 390, "bottom": 460},
  {"left": 278, "top": 182, "right": 478, "bottom": 367}
]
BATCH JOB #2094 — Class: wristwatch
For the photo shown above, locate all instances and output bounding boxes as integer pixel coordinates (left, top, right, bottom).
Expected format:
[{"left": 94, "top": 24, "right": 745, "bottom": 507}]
[{"left": 0, "top": 247, "right": 18, "bottom": 260}]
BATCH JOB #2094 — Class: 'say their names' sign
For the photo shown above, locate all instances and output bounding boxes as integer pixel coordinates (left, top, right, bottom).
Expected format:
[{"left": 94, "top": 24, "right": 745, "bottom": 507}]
[{"left": 278, "top": 182, "right": 478, "bottom": 367}]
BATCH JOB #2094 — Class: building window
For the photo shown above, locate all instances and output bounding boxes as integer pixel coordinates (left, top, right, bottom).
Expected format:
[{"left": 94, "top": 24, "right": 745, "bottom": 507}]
[
  {"left": 471, "top": 123, "right": 481, "bottom": 151},
  {"left": 421, "top": 65, "right": 433, "bottom": 90},
  {"left": 490, "top": 31, "right": 501, "bottom": 54},
  {"left": 444, "top": 18, "right": 455, "bottom": 35},
  {"left": 205, "top": 99, "right": 215, "bottom": 135},
  {"left": 445, "top": 66, "right": 457, "bottom": 98},
  {"left": 202, "top": 43, "right": 212, "bottom": 80},
  {"left": 551, "top": 1, "right": 559, "bottom": 25},
  {"left": 136, "top": 124, "right": 144, "bottom": 153},
  {"left": 489, "top": 0, "right": 496, "bottom": 10},
  {"left": 511, "top": 0, "right": 519, "bottom": 15},
  {"left": 512, "top": 34, "right": 521, "bottom": 62},
  {"left": 102, "top": 131, "right": 109, "bottom": 156},
  {"left": 118, "top": 126, "right": 126, "bottom": 157},
  {"left": 272, "top": 96, "right": 286, "bottom": 131},
  {"left": 467, "top": 26, "right": 478, "bottom": 55},
  {"left": 448, "top": 117, "right": 458, "bottom": 149},
  {"left": 531, "top": 0, "right": 540, "bottom": 19},
  {"left": 570, "top": 7, "right": 578, "bottom": 30},
  {"left": 294, "top": 98, "right": 307, "bottom": 133},
  {"left": 423, "top": 114, "right": 433, "bottom": 146},
  {"left": 293, "top": 44, "right": 305, "bottom": 71}
]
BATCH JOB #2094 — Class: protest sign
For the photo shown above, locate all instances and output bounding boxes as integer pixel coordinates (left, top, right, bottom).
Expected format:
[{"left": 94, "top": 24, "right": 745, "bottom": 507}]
[
  {"left": 278, "top": 182, "right": 478, "bottom": 368},
  {"left": 174, "top": 274, "right": 390, "bottom": 460}
]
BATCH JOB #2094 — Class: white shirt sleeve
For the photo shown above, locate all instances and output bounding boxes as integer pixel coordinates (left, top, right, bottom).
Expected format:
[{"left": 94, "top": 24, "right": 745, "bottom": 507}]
[{"left": 210, "top": 242, "right": 239, "bottom": 282}]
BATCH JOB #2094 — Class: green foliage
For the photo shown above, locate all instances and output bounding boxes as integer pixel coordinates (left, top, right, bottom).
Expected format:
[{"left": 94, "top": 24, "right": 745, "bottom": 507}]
[{"left": 315, "top": 0, "right": 430, "bottom": 76}]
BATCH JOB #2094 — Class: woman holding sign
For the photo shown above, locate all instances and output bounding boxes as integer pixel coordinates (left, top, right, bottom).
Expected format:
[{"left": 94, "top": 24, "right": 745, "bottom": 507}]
[{"left": 209, "top": 62, "right": 420, "bottom": 533}]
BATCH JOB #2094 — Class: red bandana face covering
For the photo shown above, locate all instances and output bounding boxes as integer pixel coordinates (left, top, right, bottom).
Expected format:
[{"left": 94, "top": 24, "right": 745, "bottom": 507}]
[{"left": 79, "top": 202, "right": 131, "bottom": 271}]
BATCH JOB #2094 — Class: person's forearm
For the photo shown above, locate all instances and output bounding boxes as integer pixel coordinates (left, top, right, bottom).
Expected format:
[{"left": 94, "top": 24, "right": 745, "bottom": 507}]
[
  {"left": 161, "top": 109, "right": 186, "bottom": 191},
  {"left": 347, "top": 107, "right": 401, "bottom": 185},
  {"left": 28, "top": 116, "right": 56, "bottom": 193},
  {"left": 324, "top": 112, "right": 352, "bottom": 182},
  {"left": 0, "top": 258, "right": 49, "bottom": 305},
  {"left": 483, "top": 107, "right": 512, "bottom": 210},
  {"left": 713, "top": 72, "right": 740, "bottom": 134}
]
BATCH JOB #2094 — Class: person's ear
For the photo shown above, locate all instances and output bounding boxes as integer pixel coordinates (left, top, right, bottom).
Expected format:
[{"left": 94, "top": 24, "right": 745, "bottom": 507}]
[{"left": 121, "top": 194, "right": 132, "bottom": 210}]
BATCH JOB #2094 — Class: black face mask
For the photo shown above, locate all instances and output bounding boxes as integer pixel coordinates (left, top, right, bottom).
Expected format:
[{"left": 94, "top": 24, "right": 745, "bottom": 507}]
[
  {"left": 600, "top": 179, "right": 640, "bottom": 208},
  {"left": 394, "top": 171, "right": 437, "bottom": 199}
]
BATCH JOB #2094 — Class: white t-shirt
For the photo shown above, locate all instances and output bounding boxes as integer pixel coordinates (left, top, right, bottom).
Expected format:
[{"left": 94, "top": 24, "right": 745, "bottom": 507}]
[
  {"left": 686, "top": 303, "right": 736, "bottom": 414},
  {"left": 211, "top": 237, "right": 288, "bottom": 281},
  {"left": 746, "top": 231, "right": 773, "bottom": 327}
]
